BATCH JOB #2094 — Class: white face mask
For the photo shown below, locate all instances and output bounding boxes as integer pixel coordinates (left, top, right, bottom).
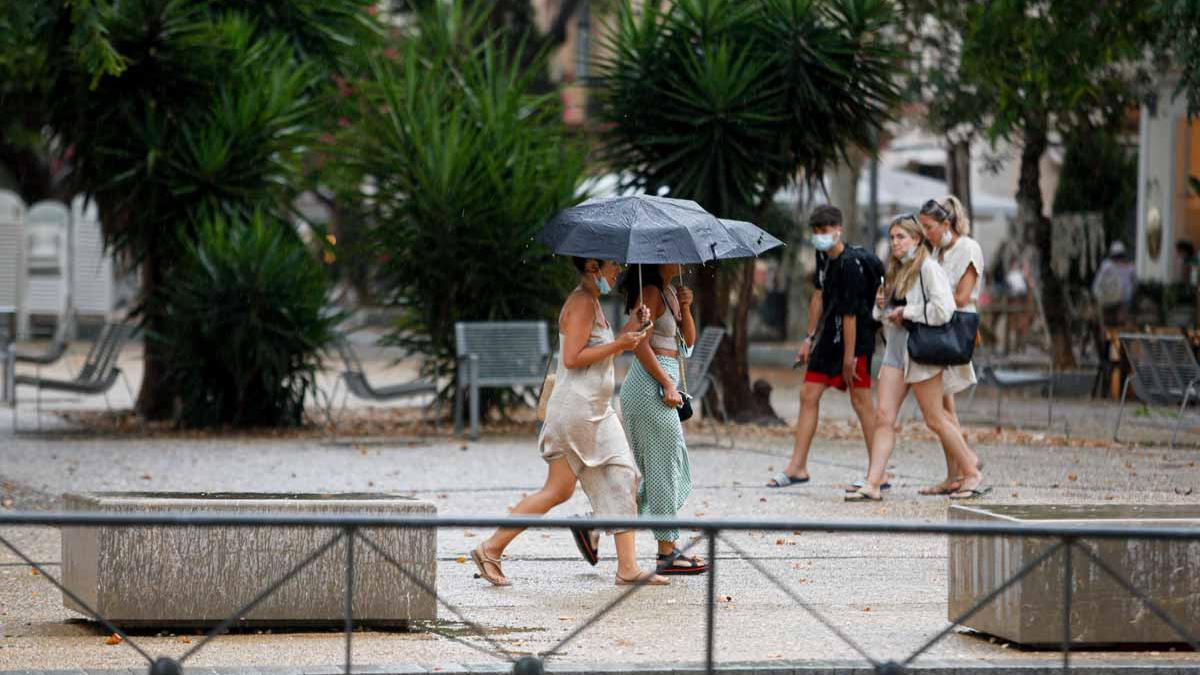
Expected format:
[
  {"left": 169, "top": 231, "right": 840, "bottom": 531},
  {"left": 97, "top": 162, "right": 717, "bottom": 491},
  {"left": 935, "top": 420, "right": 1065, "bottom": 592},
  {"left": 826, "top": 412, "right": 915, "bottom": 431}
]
[
  {"left": 811, "top": 230, "right": 841, "bottom": 252},
  {"left": 901, "top": 244, "right": 919, "bottom": 262},
  {"left": 940, "top": 230, "right": 953, "bottom": 248}
]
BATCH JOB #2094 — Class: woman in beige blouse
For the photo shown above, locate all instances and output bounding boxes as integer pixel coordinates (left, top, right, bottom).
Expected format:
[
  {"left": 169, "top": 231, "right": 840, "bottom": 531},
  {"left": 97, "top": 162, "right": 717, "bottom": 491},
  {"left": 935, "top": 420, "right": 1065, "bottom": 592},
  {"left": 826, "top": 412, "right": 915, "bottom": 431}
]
[
  {"left": 917, "top": 196, "right": 984, "bottom": 496},
  {"left": 846, "top": 214, "right": 985, "bottom": 502}
]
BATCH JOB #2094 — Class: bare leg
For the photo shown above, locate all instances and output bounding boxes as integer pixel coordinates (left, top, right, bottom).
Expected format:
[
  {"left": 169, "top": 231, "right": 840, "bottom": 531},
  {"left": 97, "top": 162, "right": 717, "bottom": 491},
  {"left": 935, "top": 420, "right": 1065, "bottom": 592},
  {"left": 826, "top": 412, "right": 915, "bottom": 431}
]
[
  {"left": 478, "top": 458, "right": 578, "bottom": 584},
  {"left": 857, "top": 365, "right": 908, "bottom": 499},
  {"left": 619, "top": 532, "right": 667, "bottom": 582},
  {"left": 849, "top": 385, "right": 877, "bottom": 460},
  {"left": 912, "top": 375, "right": 982, "bottom": 492},
  {"left": 770, "top": 381, "right": 827, "bottom": 484}
]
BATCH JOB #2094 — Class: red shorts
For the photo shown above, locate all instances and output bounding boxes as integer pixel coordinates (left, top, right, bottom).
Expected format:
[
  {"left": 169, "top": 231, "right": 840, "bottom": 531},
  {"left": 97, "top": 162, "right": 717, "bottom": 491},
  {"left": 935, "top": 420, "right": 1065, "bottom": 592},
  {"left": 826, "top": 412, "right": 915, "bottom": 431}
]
[{"left": 804, "top": 355, "right": 872, "bottom": 391}]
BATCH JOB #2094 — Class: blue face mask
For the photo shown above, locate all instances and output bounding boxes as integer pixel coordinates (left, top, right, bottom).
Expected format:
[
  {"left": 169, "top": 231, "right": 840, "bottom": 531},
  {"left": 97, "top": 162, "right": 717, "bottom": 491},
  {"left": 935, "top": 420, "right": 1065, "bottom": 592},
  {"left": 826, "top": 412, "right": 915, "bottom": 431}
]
[
  {"left": 597, "top": 275, "right": 612, "bottom": 295},
  {"left": 811, "top": 231, "right": 840, "bottom": 252}
]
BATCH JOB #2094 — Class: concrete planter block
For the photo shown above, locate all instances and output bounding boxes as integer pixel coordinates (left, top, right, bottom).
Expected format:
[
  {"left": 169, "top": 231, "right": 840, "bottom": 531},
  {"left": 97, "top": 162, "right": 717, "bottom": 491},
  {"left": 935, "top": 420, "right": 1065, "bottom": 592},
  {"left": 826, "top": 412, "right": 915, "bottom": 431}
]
[
  {"left": 949, "top": 504, "right": 1200, "bottom": 646},
  {"left": 61, "top": 492, "right": 437, "bottom": 628}
]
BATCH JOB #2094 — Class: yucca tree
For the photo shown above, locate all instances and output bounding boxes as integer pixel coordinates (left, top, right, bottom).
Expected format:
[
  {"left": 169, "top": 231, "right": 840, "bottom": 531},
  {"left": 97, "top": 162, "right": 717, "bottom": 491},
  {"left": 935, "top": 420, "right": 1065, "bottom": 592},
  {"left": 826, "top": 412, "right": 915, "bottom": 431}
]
[
  {"left": 337, "top": 1, "right": 585, "bottom": 420},
  {"left": 5, "top": 0, "right": 381, "bottom": 420},
  {"left": 596, "top": 0, "right": 903, "bottom": 421}
]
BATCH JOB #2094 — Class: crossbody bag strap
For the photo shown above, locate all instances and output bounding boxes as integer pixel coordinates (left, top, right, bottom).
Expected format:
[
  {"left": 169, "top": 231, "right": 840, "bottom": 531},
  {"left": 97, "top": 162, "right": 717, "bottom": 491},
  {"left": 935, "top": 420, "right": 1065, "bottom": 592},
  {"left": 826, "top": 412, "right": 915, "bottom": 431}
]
[
  {"left": 918, "top": 266, "right": 928, "bottom": 324},
  {"left": 659, "top": 286, "right": 688, "bottom": 395}
]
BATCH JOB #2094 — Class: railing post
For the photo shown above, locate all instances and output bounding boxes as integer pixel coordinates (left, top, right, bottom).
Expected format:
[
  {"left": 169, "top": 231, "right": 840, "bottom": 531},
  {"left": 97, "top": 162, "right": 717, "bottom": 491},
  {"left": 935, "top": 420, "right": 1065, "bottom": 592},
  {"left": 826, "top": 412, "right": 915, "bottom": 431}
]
[
  {"left": 1061, "top": 537, "right": 1073, "bottom": 672},
  {"left": 705, "top": 529, "right": 717, "bottom": 675},
  {"left": 345, "top": 526, "right": 356, "bottom": 675}
]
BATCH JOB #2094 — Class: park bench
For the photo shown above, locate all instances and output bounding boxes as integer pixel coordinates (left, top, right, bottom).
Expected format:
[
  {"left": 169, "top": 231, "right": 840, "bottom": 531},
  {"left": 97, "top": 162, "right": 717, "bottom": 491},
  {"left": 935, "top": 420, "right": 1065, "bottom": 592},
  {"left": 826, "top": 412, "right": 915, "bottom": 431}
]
[
  {"left": 323, "top": 336, "right": 441, "bottom": 435},
  {"left": 1113, "top": 332, "right": 1200, "bottom": 448},
  {"left": 454, "top": 320, "right": 551, "bottom": 440},
  {"left": 12, "top": 321, "right": 137, "bottom": 431}
]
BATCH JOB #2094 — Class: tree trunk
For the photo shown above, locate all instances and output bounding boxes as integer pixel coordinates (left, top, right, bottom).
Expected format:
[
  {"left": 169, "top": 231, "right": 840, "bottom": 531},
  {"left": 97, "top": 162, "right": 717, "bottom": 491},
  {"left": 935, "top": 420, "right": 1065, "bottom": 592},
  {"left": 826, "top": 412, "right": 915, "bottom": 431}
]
[
  {"left": 1017, "top": 118, "right": 1075, "bottom": 368},
  {"left": 134, "top": 250, "right": 177, "bottom": 421},
  {"left": 704, "top": 190, "right": 785, "bottom": 424},
  {"left": 946, "top": 138, "right": 972, "bottom": 220},
  {"left": 827, "top": 160, "right": 862, "bottom": 245}
]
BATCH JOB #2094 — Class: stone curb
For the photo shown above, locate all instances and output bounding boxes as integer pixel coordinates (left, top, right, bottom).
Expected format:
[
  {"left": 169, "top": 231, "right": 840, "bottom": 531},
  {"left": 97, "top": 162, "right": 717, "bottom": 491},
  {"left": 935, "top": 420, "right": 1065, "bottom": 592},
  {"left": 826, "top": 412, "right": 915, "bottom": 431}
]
[{"left": 6, "top": 662, "right": 1200, "bottom": 675}]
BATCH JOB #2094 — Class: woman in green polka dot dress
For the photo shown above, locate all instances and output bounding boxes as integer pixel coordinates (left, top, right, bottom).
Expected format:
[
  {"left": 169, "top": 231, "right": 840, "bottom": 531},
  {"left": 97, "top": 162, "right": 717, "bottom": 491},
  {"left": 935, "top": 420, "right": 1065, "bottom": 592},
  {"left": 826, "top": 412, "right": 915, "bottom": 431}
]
[{"left": 618, "top": 263, "right": 707, "bottom": 575}]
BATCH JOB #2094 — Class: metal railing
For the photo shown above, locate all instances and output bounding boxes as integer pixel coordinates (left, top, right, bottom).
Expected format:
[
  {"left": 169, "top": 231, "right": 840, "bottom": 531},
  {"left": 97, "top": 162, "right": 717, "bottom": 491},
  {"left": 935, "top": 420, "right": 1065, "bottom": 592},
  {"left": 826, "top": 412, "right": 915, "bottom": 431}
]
[{"left": 1, "top": 511, "right": 1197, "bottom": 674}]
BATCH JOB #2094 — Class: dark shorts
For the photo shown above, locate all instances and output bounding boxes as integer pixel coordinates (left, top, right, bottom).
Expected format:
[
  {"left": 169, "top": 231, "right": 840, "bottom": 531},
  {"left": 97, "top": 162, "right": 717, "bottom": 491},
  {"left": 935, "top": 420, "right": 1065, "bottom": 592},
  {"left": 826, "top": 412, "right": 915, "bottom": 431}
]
[{"left": 804, "top": 355, "right": 872, "bottom": 391}]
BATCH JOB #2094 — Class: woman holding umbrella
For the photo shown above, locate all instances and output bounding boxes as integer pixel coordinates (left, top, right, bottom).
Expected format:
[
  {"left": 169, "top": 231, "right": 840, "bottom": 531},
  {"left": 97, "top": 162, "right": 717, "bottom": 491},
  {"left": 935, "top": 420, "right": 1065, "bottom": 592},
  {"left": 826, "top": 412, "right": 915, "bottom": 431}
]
[
  {"left": 471, "top": 257, "right": 668, "bottom": 587},
  {"left": 618, "top": 264, "right": 705, "bottom": 575}
]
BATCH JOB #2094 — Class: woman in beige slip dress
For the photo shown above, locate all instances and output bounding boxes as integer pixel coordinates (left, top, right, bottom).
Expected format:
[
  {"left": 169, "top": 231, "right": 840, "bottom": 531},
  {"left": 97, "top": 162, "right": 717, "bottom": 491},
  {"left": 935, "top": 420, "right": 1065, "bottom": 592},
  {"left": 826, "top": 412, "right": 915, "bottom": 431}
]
[{"left": 471, "top": 257, "right": 669, "bottom": 587}]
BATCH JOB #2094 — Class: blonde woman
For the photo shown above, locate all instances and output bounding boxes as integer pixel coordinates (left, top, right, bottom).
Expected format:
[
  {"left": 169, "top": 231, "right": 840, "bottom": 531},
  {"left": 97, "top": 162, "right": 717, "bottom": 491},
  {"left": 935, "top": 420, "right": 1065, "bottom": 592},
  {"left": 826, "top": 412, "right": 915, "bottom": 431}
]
[
  {"left": 471, "top": 257, "right": 668, "bottom": 587},
  {"left": 917, "top": 196, "right": 984, "bottom": 496},
  {"left": 846, "top": 214, "right": 987, "bottom": 502}
]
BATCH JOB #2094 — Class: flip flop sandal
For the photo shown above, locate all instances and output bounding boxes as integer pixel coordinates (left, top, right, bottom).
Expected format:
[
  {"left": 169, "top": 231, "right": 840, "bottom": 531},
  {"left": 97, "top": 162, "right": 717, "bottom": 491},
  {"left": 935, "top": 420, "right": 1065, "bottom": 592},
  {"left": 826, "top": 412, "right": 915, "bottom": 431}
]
[
  {"left": 615, "top": 570, "right": 670, "bottom": 586},
  {"left": 470, "top": 543, "right": 511, "bottom": 587},
  {"left": 918, "top": 482, "right": 961, "bottom": 496},
  {"left": 846, "top": 479, "right": 892, "bottom": 493},
  {"left": 949, "top": 486, "right": 993, "bottom": 500},
  {"left": 570, "top": 523, "right": 599, "bottom": 566},
  {"left": 843, "top": 489, "right": 883, "bottom": 502},
  {"left": 767, "top": 472, "right": 810, "bottom": 488},
  {"left": 656, "top": 547, "right": 708, "bottom": 575}
]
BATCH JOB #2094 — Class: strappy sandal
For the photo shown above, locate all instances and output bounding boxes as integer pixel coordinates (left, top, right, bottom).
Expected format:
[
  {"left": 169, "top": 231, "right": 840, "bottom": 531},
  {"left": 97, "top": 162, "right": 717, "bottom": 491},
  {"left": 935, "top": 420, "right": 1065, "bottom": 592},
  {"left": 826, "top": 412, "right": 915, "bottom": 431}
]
[
  {"left": 615, "top": 569, "right": 670, "bottom": 586},
  {"left": 656, "top": 548, "right": 707, "bottom": 575},
  {"left": 570, "top": 523, "right": 599, "bottom": 566},
  {"left": 470, "top": 543, "right": 511, "bottom": 587}
]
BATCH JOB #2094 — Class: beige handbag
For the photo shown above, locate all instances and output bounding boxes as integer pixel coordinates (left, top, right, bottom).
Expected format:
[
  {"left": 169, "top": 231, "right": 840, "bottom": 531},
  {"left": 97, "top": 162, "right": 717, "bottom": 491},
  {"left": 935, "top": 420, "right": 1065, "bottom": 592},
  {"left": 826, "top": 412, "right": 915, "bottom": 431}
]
[{"left": 536, "top": 354, "right": 556, "bottom": 422}]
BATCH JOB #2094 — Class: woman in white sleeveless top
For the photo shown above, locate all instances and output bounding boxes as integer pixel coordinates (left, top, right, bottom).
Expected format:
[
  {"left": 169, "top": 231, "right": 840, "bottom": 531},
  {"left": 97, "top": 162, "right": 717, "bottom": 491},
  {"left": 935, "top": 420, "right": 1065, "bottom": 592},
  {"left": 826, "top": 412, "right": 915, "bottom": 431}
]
[
  {"left": 471, "top": 257, "right": 668, "bottom": 587},
  {"left": 917, "top": 195, "right": 984, "bottom": 496}
]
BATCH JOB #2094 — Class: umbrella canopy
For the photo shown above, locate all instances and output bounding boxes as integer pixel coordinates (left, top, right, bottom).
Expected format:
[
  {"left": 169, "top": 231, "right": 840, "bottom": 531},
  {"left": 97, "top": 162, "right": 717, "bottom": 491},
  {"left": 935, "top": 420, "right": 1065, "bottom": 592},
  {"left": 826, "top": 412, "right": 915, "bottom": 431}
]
[
  {"left": 718, "top": 219, "right": 785, "bottom": 258},
  {"left": 537, "top": 195, "right": 742, "bottom": 264}
]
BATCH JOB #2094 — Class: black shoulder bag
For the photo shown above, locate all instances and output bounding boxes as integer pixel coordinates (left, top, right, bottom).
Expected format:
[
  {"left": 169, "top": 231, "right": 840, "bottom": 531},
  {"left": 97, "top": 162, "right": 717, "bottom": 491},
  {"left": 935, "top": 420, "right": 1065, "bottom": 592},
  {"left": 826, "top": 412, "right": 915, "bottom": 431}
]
[{"left": 904, "top": 269, "right": 980, "bottom": 366}]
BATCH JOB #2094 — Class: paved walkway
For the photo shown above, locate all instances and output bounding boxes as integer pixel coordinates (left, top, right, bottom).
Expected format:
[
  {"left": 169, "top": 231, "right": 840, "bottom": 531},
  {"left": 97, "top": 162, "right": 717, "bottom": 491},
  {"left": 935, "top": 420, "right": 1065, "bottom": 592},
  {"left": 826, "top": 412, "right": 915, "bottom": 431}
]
[{"left": 0, "top": 338, "right": 1197, "bottom": 672}]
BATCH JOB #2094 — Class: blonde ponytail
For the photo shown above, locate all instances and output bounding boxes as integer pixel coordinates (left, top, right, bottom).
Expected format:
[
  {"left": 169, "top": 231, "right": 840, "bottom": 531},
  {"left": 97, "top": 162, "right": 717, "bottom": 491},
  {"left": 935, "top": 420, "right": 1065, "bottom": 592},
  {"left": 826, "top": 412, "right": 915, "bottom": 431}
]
[{"left": 941, "top": 195, "right": 971, "bottom": 236}]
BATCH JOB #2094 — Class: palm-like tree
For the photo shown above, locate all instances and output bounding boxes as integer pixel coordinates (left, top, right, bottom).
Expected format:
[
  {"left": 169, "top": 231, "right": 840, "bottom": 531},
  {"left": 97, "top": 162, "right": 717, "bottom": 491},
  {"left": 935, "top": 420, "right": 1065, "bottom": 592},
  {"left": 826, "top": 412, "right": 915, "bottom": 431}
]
[
  {"left": 7, "top": 0, "right": 380, "bottom": 419},
  {"left": 596, "top": 0, "right": 903, "bottom": 421}
]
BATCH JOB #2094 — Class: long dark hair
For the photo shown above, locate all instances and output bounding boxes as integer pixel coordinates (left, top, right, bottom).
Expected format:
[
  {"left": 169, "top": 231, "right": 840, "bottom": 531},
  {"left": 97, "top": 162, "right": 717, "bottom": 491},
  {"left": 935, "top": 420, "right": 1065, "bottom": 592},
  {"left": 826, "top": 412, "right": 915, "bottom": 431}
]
[{"left": 618, "top": 264, "right": 666, "bottom": 314}]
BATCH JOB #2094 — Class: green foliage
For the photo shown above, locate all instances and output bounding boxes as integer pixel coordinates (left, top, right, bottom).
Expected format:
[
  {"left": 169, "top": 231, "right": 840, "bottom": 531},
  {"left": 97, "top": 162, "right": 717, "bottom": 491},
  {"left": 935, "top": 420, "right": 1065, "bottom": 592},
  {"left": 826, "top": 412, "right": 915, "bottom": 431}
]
[
  {"left": 1159, "top": 0, "right": 1200, "bottom": 116},
  {"left": 158, "top": 212, "right": 340, "bottom": 428},
  {"left": 338, "top": 1, "right": 584, "bottom": 395},
  {"left": 1, "top": 0, "right": 383, "bottom": 419},
  {"left": 596, "top": 0, "right": 903, "bottom": 217},
  {"left": 953, "top": 1, "right": 1157, "bottom": 142},
  {"left": 1053, "top": 129, "right": 1137, "bottom": 259}
]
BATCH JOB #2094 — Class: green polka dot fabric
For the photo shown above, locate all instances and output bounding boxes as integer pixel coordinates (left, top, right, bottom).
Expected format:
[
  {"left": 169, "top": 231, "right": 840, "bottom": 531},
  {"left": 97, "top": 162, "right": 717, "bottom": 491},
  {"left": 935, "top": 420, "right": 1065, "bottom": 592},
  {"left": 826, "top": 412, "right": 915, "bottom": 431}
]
[{"left": 619, "top": 355, "right": 692, "bottom": 542}]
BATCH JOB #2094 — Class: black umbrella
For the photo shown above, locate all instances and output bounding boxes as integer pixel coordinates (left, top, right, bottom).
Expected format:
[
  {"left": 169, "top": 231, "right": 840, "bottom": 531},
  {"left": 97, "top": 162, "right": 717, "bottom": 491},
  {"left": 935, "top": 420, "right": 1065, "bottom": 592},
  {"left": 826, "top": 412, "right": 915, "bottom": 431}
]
[
  {"left": 537, "top": 195, "right": 741, "bottom": 264},
  {"left": 538, "top": 195, "right": 783, "bottom": 314},
  {"left": 718, "top": 218, "right": 786, "bottom": 257}
]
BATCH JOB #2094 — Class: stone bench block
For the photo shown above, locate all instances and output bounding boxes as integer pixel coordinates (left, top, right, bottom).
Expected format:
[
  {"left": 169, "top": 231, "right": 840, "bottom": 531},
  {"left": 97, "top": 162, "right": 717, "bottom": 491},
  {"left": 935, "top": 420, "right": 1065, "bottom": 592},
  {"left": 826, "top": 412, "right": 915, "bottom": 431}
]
[
  {"left": 949, "top": 504, "right": 1200, "bottom": 646},
  {"left": 61, "top": 492, "right": 437, "bottom": 628}
]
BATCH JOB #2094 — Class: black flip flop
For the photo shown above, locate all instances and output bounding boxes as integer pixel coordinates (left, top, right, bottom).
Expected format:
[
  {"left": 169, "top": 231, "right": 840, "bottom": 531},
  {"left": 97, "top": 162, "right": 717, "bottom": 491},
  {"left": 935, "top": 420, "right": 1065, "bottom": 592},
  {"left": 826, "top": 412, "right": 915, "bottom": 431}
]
[
  {"left": 656, "top": 548, "right": 707, "bottom": 575},
  {"left": 570, "top": 524, "right": 598, "bottom": 566}
]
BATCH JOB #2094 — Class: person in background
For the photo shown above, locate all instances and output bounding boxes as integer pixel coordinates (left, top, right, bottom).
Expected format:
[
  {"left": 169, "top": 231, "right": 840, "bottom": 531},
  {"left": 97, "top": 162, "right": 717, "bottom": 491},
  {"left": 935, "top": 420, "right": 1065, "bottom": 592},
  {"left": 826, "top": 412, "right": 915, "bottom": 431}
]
[
  {"left": 847, "top": 214, "right": 986, "bottom": 502},
  {"left": 917, "top": 196, "right": 984, "bottom": 496},
  {"left": 768, "top": 205, "right": 885, "bottom": 492},
  {"left": 1092, "top": 240, "right": 1136, "bottom": 327}
]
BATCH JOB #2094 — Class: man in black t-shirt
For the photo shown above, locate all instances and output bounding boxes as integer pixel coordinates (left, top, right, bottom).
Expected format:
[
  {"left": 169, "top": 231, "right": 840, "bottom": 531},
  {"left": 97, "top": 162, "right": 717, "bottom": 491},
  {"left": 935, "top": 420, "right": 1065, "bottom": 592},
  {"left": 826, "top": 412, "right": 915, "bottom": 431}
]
[{"left": 766, "top": 205, "right": 884, "bottom": 488}]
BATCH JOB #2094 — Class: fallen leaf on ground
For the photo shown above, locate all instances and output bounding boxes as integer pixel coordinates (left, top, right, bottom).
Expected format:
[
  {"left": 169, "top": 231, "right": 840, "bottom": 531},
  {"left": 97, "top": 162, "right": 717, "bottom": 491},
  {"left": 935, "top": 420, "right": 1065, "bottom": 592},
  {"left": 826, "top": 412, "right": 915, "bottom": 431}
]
[
  {"left": 140, "top": 474, "right": 152, "bottom": 480},
  {"left": 105, "top": 634, "right": 122, "bottom": 645},
  {"left": 455, "top": 556, "right": 466, "bottom": 564},
  {"left": 179, "top": 637, "right": 191, "bottom": 644},
  {"left": 30, "top": 568, "right": 38, "bottom": 576},
  {"left": 558, "top": 616, "right": 575, "bottom": 621},
  {"left": 863, "top": 607, "right": 871, "bottom": 613},
  {"left": 1067, "top": 473, "right": 1078, "bottom": 482},
  {"left": 759, "top": 497, "right": 767, "bottom": 503}
]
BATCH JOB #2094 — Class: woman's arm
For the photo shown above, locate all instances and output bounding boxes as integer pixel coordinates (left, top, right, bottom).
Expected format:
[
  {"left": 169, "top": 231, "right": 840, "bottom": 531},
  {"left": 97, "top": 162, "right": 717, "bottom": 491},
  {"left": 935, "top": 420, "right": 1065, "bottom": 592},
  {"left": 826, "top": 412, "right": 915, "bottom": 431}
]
[
  {"left": 954, "top": 265, "right": 979, "bottom": 309},
  {"left": 902, "top": 262, "right": 956, "bottom": 326},
  {"left": 560, "top": 295, "right": 628, "bottom": 368},
  {"left": 632, "top": 289, "right": 677, "bottom": 391},
  {"left": 678, "top": 288, "right": 697, "bottom": 348}
]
